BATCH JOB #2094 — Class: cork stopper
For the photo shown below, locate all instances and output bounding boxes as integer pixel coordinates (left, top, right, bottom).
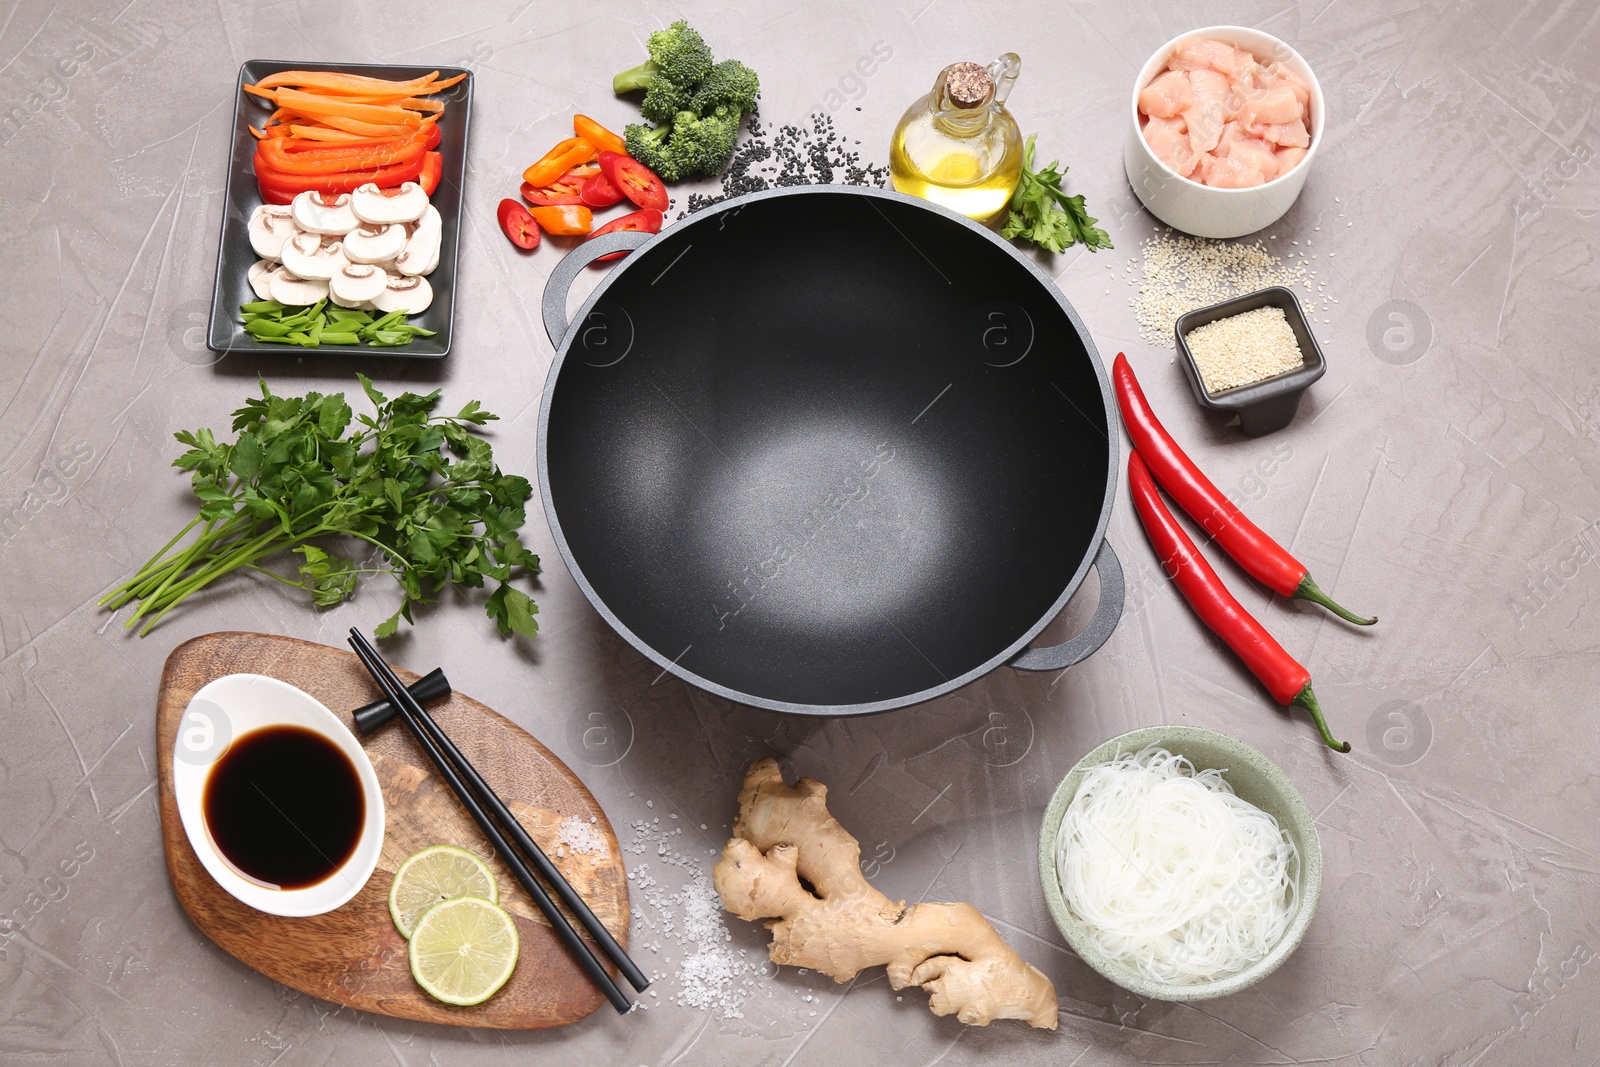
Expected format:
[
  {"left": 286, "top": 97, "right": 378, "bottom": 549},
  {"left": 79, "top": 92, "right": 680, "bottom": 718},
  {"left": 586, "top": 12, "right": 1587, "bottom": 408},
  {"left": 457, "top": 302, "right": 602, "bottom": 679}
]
[{"left": 943, "top": 62, "right": 993, "bottom": 109}]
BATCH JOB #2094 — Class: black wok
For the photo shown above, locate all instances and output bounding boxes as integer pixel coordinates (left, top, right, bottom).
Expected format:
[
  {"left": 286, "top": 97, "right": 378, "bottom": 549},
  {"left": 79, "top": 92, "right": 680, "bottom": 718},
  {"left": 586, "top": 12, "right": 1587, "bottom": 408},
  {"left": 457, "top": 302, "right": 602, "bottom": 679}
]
[{"left": 538, "top": 186, "right": 1122, "bottom": 715}]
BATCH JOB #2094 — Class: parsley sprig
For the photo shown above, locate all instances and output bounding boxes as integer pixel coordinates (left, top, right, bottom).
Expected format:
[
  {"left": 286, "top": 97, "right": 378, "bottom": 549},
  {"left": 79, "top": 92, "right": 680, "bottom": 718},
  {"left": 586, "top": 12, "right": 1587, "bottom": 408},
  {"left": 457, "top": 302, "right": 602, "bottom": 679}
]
[
  {"left": 100, "top": 376, "right": 541, "bottom": 639},
  {"left": 1000, "top": 134, "right": 1113, "bottom": 253}
]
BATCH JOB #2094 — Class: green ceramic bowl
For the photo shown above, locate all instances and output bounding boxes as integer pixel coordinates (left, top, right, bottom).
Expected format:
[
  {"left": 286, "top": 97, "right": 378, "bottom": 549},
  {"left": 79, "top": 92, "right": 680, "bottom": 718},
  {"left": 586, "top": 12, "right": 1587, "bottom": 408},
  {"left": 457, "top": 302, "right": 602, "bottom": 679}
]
[{"left": 1036, "top": 726, "right": 1322, "bottom": 1001}]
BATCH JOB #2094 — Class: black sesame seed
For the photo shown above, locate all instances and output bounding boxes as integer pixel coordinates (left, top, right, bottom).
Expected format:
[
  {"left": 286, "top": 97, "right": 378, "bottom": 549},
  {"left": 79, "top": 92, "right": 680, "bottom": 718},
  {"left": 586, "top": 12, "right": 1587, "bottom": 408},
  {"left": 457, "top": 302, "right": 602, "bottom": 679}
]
[{"left": 681, "top": 106, "right": 889, "bottom": 216}]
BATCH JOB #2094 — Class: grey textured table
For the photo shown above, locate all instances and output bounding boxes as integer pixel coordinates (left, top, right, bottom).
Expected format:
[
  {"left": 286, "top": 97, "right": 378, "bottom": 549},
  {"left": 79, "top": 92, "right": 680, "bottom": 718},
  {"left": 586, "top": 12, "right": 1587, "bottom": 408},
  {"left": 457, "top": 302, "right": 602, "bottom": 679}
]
[{"left": 3, "top": 1, "right": 1597, "bottom": 1064}]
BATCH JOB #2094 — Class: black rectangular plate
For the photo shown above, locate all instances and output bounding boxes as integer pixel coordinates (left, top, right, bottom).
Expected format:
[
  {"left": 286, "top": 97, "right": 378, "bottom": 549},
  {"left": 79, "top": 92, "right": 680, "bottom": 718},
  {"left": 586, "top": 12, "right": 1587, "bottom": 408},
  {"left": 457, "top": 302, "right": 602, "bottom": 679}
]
[{"left": 206, "top": 60, "right": 472, "bottom": 360}]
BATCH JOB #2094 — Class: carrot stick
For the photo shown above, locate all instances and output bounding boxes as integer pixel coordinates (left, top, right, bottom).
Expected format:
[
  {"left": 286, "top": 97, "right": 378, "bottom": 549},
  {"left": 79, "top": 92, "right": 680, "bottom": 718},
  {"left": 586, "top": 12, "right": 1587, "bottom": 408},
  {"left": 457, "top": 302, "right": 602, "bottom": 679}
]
[
  {"left": 273, "top": 87, "right": 424, "bottom": 127},
  {"left": 277, "top": 109, "right": 435, "bottom": 137},
  {"left": 252, "top": 70, "right": 444, "bottom": 95},
  {"left": 287, "top": 125, "right": 400, "bottom": 145},
  {"left": 299, "top": 91, "right": 445, "bottom": 112}
]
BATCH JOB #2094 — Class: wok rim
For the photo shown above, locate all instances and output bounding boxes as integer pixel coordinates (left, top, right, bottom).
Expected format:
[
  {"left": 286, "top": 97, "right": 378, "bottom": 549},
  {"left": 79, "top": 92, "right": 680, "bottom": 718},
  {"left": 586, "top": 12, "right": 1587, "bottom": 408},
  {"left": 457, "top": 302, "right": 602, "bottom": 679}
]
[{"left": 537, "top": 184, "right": 1119, "bottom": 716}]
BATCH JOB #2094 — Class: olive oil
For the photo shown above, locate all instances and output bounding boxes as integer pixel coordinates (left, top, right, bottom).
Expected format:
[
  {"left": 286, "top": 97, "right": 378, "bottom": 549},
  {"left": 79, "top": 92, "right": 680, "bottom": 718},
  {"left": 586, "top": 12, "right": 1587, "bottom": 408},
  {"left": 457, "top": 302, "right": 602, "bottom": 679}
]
[{"left": 890, "top": 54, "right": 1023, "bottom": 224}]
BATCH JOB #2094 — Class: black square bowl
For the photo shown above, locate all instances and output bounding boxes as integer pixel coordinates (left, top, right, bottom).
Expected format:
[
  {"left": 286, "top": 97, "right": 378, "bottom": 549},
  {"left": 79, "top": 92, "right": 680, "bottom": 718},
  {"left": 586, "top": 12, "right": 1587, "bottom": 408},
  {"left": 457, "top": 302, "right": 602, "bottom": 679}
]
[
  {"left": 206, "top": 60, "right": 472, "bottom": 360},
  {"left": 1174, "top": 286, "right": 1326, "bottom": 436}
]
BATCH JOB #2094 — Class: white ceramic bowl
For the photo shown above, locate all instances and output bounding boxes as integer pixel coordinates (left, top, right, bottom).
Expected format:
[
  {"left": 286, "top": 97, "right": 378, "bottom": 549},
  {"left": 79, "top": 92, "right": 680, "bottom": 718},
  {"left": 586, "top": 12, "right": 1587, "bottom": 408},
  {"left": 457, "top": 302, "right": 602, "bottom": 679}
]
[
  {"left": 172, "top": 673, "right": 384, "bottom": 917},
  {"left": 1125, "top": 26, "right": 1325, "bottom": 238}
]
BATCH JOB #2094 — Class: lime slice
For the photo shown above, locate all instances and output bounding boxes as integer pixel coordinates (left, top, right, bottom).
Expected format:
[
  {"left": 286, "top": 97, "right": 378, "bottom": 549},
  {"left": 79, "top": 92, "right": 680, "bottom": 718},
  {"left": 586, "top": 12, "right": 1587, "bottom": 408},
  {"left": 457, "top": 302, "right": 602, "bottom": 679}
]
[
  {"left": 389, "top": 845, "right": 499, "bottom": 940},
  {"left": 408, "top": 895, "right": 519, "bottom": 1006}
]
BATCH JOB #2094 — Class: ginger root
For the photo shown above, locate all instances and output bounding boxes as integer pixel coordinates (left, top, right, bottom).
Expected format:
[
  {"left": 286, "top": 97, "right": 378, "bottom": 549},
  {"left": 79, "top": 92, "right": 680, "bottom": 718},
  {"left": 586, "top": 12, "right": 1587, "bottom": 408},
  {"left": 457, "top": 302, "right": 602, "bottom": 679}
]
[{"left": 712, "top": 758, "right": 1058, "bottom": 1029}]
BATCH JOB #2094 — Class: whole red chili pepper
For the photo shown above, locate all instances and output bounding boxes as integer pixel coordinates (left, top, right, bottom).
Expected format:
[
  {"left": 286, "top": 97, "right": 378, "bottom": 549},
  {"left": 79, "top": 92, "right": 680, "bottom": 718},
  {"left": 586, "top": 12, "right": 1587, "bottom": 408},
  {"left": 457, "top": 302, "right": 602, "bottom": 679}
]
[
  {"left": 1113, "top": 353, "right": 1375, "bottom": 626},
  {"left": 1128, "top": 448, "right": 1350, "bottom": 752}
]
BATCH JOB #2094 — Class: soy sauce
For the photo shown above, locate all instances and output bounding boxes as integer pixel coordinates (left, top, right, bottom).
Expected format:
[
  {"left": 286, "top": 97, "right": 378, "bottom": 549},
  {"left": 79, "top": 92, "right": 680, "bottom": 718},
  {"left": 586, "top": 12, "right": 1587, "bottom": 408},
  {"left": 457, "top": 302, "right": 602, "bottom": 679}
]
[{"left": 202, "top": 725, "right": 365, "bottom": 890}]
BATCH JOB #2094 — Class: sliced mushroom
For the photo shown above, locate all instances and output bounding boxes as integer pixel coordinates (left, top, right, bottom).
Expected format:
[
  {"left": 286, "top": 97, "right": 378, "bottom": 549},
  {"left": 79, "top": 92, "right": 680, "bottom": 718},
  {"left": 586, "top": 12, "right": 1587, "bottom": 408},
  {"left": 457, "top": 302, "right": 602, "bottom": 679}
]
[
  {"left": 350, "top": 181, "right": 428, "bottom": 225},
  {"left": 369, "top": 272, "right": 433, "bottom": 315},
  {"left": 247, "top": 205, "right": 295, "bottom": 259},
  {"left": 395, "top": 205, "right": 442, "bottom": 277},
  {"left": 291, "top": 190, "right": 359, "bottom": 235},
  {"left": 329, "top": 263, "right": 389, "bottom": 307},
  {"left": 247, "top": 259, "right": 280, "bottom": 301},
  {"left": 341, "top": 221, "right": 408, "bottom": 264},
  {"left": 279, "top": 233, "right": 348, "bottom": 281},
  {"left": 268, "top": 270, "right": 328, "bottom": 307}
]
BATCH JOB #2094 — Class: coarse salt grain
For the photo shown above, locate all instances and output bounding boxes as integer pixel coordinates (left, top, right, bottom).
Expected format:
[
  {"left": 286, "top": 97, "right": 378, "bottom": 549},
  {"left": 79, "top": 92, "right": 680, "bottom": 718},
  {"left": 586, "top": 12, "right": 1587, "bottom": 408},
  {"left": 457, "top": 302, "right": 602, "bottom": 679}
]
[
  {"left": 558, "top": 815, "right": 605, "bottom": 856},
  {"left": 1184, "top": 306, "right": 1304, "bottom": 395},
  {"left": 624, "top": 815, "right": 765, "bottom": 1018}
]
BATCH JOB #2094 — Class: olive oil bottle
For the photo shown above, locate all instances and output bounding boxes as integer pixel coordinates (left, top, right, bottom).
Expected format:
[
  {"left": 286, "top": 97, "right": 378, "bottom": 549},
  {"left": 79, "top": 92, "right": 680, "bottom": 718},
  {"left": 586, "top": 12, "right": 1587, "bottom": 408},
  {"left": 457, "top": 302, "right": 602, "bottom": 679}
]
[{"left": 889, "top": 53, "right": 1023, "bottom": 224}]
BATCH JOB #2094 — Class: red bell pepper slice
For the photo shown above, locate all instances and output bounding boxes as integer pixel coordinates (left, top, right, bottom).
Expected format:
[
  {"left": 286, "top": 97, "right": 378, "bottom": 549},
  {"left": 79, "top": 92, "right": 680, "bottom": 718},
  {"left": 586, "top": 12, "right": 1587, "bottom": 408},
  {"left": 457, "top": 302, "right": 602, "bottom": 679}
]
[
  {"left": 521, "top": 176, "right": 585, "bottom": 206},
  {"left": 579, "top": 171, "right": 623, "bottom": 208},
  {"left": 417, "top": 151, "right": 442, "bottom": 196},
  {"left": 597, "top": 151, "right": 667, "bottom": 212},
  {"left": 255, "top": 133, "right": 427, "bottom": 176},
  {"left": 497, "top": 198, "right": 540, "bottom": 250},
  {"left": 586, "top": 207, "right": 662, "bottom": 260},
  {"left": 253, "top": 152, "right": 425, "bottom": 204}
]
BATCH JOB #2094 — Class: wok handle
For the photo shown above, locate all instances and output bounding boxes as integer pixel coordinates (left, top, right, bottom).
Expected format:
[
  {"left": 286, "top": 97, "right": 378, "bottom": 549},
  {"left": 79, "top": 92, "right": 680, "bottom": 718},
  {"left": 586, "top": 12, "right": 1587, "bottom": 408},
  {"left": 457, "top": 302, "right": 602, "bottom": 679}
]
[
  {"left": 1009, "top": 540, "right": 1124, "bottom": 672},
  {"left": 541, "top": 231, "right": 653, "bottom": 347}
]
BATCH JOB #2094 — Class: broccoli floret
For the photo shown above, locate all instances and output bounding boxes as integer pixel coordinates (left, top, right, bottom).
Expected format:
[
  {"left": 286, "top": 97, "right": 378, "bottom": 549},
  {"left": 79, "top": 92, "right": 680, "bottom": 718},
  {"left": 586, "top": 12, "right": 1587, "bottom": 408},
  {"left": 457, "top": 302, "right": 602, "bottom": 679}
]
[
  {"left": 665, "top": 110, "right": 742, "bottom": 178},
  {"left": 624, "top": 122, "right": 677, "bottom": 181},
  {"left": 615, "top": 22, "right": 757, "bottom": 182},
  {"left": 624, "top": 111, "right": 741, "bottom": 183},
  {"left": 639, "top": 80, "right": 695, "bottom": 126},
  {"left": 613, "top": 20, "right": 714, "bottom": 95},
  {"left": 689, "top": 59, "right": 760, "bottom": 118}
]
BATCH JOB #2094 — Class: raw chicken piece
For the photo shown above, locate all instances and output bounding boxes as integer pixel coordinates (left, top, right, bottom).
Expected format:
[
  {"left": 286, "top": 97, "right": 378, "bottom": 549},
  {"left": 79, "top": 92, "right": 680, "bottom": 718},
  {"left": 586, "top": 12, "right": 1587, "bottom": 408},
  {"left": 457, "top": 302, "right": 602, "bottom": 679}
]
[
  {"left": 1143, "top": 115, "right": 1200, "bottom": 177},
  {"left": 1182, "top": 69, "right": 1232, "bottom": 154},
  {"left": 1201, "top": 150, "right": 1270, "bottom": 189},
  {"left": 1217, "top": 120, "right": 1250, "bottom": 148},
  {"left": 1250, "top": 119, "right": 1310, "bottom": 148},
  {"left": 1274, "top": 146, "right": 1308, "bottom": 171},
  {"left": 1138, "top": 70, "right": 1192, "bottom": 119},
  {"left": 1263, "top": 62, "right": 1311, "bottom": 107},
  {"left": 1169, "top": 37, "right": 1257, "bottom": 81},
  {"left": 1219, "top": 136, "right": 1280, "bottom": 183},
  {"left": 1235, "top": 82, "right": 1303, "bottom": 125}
]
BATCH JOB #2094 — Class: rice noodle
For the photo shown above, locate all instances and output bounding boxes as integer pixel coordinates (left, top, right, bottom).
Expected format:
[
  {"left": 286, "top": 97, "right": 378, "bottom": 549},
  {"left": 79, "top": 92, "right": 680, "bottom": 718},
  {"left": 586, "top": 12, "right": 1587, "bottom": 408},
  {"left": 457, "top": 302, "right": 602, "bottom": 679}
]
[{"left": 1054, "top": 745, "right": 1298, "bottom": 985}]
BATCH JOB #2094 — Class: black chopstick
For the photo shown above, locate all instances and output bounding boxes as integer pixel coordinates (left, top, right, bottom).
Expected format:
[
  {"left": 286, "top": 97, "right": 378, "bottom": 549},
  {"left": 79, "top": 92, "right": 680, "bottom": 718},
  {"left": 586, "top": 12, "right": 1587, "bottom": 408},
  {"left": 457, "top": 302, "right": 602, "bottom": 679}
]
[
  {"left": 346, "top": 631, "right": 637, "bottom": 1013},
  {"left": 347, "top": 631, "right": 649, "bottom": 994}
]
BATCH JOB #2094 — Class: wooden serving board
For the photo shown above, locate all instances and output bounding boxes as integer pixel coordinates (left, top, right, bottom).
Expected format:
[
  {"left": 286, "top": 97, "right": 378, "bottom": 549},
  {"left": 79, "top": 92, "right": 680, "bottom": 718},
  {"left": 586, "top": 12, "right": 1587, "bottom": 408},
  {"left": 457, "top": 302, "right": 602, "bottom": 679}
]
[{"left": 157, "top": 632, "right": 629, "bottom": 1029}]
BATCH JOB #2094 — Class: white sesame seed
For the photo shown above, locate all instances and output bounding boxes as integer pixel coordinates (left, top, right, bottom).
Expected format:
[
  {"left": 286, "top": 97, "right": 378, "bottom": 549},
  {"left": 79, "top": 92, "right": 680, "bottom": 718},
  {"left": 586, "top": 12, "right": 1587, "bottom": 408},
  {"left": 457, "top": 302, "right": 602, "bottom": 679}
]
[
  {"left": 1183, "top": 306, "right": 1305, "bottom": 394},
  {"left": 1127, "top": 233, "right": 1335, "bottom": 348}
]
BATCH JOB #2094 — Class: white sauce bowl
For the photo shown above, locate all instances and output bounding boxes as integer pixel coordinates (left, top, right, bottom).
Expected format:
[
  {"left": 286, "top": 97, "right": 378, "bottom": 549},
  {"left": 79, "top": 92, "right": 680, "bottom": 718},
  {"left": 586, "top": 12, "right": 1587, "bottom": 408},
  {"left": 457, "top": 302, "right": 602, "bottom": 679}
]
[
  {"left": 172, "top": 673, "right": 384, "bottom": 917},
  {"left": 1125, "top": 25, "right": 1325, "bottom": 239}
]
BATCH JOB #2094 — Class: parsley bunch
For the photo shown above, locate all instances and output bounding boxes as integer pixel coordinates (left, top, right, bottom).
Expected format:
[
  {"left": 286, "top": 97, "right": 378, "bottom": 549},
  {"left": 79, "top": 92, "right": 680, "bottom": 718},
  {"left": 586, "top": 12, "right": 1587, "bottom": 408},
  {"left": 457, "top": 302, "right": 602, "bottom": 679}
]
[
  {"left": 1000, "top": 134, "right": 1113, "bottom": 253},
  {"left": 100, "top": 376, "right": 541, "bottom": 639}
]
